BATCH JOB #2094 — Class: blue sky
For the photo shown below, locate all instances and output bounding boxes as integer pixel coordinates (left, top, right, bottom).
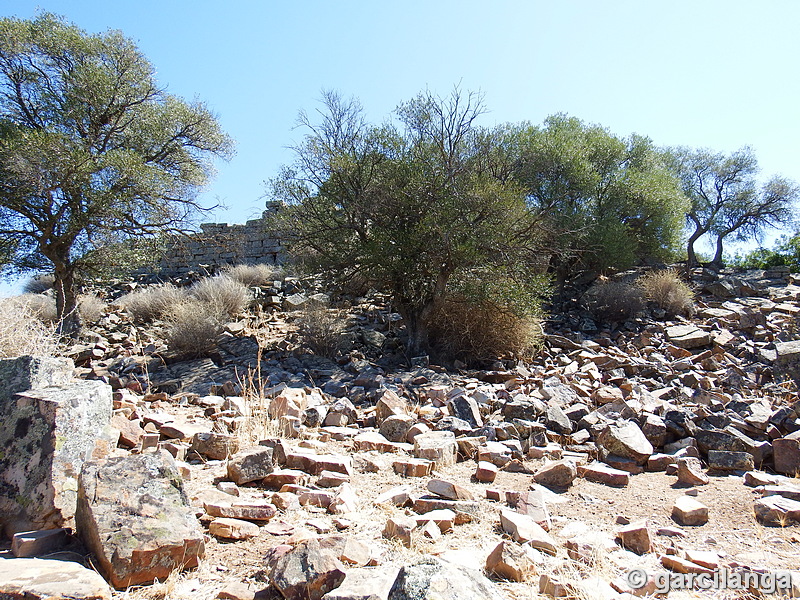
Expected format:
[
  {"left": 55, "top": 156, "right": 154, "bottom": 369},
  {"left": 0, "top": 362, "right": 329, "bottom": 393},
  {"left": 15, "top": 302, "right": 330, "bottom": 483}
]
[{"left": 2, "top": 1, "right": 799, "bottom": 293}]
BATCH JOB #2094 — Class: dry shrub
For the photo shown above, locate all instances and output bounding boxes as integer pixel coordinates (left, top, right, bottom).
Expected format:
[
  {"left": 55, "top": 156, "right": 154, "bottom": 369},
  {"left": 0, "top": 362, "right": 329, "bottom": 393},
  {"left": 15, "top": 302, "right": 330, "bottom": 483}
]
[
  {"left": 118, "top": 284, "right": 188, "bottom": 322},
  {"left": 165, "top": 300, "right": 224, "bottom": 357},
  {"left": 189, "top": 275, "right": 251, "bottom": 317},
  {"left": 638, "top": 269, "right": 694, "bottom": 316},
  {"left": 427, "top": 296, "right": 542, "bottom": 364},
  {"left": 585, "top": 281, "right": 644, "bottom": 323},
  {"left": 78, "top": 294, "right": 106, "bottom": 324},
  {"left": 224, "top": 263, "right": 282, "bottom": 287},
  {"left": 298, "top": 300, "right": 348, "bottom": 358},
  {"left": 22, "top": 274, "right": 55, "bottom": 294},
  {"left": 0, "top": 298, "right": 59, "bottom": 357}
]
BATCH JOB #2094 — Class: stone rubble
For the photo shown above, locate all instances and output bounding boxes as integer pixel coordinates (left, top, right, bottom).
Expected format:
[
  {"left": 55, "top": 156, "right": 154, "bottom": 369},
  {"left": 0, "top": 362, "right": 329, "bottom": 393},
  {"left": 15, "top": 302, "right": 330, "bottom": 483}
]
[{"left": 3, "top": 266, "right": 800, "bottom": 598}]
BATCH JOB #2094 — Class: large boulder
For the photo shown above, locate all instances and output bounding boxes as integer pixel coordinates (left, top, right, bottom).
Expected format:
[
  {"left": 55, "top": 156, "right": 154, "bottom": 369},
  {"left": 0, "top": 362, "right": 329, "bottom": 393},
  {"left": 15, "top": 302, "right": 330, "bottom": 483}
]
[
  {"left": 76, "top": 451, "right": 205, "bottom": 589},
  {"left": 0, "top": 356, "right": 114, "bottom": 536}
]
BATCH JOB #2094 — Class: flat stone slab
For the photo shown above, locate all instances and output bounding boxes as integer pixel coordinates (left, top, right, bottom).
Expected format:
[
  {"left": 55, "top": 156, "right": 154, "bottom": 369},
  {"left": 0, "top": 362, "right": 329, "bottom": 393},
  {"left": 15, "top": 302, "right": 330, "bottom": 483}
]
[
  {"left": 665, "top": 325, "right": 711, "bottom": 349},
  {"left": 0, "top": 557, "right": 112, "bottom": 599}
]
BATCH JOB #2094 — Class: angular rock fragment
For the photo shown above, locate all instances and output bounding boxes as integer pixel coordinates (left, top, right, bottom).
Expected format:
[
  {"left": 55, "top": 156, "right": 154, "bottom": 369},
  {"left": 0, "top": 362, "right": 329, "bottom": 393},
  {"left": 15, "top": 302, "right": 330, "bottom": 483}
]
[
  {"left": 227, "top": 446, "right": 274, "bottom": 484},
  {"left": 533, "top": 459, "right": 577, "bottom": 488},
  {"left": 676, "top": 457, "right": 709, "bottom": 486},
  {"left": 499, "top": 509, "right": 556, "bottom": 554},
  {"left": 413, "top": 431, "right": 458, "bottom": 467},
  {"left": 596, "top": 421, "right": 653, "bottom": 464},
  {"left": 320, "top": 566, "right": 400, "bottom": 600},
  {"left": 577, "top": 462, "right": 630, "bottom": 486},
  {"left": 388, "top": 557, "right": 508, "bottom": 600},
  {"left": 486, "top": 540, "right": 538, "bottom": 582},
  {"left": 383, "top": 515, "right": 416, "bottom": 548},
  {"left": 209, "top": 517, "right": 260, "bottom": 540},
  {"left": 190, "top": 431, "right": 239, "bottom": 460},
  {"left": 76, "top": 452, "right": 205, "bottom": 589},
  {"left": 672, "top": 496, "right": 709, "bottom": 526},
  {"left": 427, "top": 479, "right": 475, "bottom": 501},
  {"left": 615, "top": 520, "right": 651, "bottom": 555},
  {"left": 754, "top": 496, "right": 800, "bottom": 525},
  {"left": 269, "top": 538, "right": 346, "bottom": 600}
]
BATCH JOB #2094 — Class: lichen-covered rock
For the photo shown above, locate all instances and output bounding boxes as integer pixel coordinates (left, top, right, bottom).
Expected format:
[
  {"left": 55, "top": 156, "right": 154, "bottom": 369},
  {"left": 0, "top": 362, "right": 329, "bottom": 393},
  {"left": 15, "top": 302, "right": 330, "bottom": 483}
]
[
  {"left": 76, "top": 451, "right": 205, "bottom": 589},
  {"left": 0, "top": 370, "right": 113, "bottom": 536},
  {"left": 387, "top": 557, "right": 508, "bottom": 599},
  {"left": 269, "top": 538, "right": 347, "bottom": 600},
  {"left": 227, "top": 446, "right": 274, "bottom": 484}
]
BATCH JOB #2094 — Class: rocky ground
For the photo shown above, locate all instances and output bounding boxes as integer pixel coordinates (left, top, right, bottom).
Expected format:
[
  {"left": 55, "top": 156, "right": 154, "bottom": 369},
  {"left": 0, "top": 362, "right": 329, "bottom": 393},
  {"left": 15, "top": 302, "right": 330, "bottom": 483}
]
[{"left": 2, "top": 265, "right": 800, "bottom": 599}]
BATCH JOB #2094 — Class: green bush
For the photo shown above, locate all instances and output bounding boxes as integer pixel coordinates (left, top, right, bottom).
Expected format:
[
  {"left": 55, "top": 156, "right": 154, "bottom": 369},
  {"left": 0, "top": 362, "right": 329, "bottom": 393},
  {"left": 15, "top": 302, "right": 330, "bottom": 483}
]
[{"left": 729, "top": 233, "right": 800, "bottom": 272}]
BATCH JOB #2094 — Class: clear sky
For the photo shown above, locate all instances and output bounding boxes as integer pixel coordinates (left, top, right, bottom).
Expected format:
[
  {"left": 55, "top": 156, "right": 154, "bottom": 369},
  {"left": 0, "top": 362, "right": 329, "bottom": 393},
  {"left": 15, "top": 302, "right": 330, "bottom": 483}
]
[{"left": 2, "top": 0, "right": 799, "bottom": 288}]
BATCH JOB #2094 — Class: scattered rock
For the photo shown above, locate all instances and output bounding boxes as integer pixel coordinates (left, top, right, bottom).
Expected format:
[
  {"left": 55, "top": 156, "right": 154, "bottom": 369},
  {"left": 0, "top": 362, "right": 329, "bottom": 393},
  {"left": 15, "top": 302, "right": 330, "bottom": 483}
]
[
  {"left": 0, "top": 557, "right": 112, "bottom": 600},
  {"left": 676, "top": 457, "right": 709, "bottom": 486},
  {"left": 532, "top": 459, "right": 577, "bottom": 488},
  {"left": 485, "top": 540, "right": 539, "bottom": 582},
  {"left": 672, "top": 495, "right": 709, "bottom": 526},
  {"left": 269, "top": 538, "right": 346, "bottom": 600},
  {"left": 616, "top": 520, "right": 651, "bottom": 555},
  {"left": 209, "top": 517, "right": 260, "bottom": 540}
]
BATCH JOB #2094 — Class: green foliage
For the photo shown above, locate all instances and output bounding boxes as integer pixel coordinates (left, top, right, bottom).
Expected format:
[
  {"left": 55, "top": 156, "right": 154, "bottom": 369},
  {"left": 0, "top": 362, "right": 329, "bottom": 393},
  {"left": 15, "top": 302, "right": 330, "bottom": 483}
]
[
  {"left": 511, "top": 115, "right": 688, "bottom": 277},
  {"left": 272, "top": 89, "right": 545, "bottom": 354},
  {"left": 729, "top": 233, "right": 800, "bottom": 272},
  {"left": 667, "top": 146, "right": 798, "bottom": 266},
  {"left": 0, "top": 13, "right": 232, "bottom": 334}
]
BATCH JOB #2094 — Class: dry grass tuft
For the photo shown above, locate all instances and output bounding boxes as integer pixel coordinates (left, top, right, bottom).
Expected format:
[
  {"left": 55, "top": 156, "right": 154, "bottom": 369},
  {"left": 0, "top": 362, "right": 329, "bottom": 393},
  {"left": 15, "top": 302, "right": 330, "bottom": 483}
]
[
  {"left": 165, "top": 301, "right": 224, "bottom": 357},
  {"left": 78, "top": 294, "right": 106, "bottom": 324},
  {"left": 427, "top": 296, "right": 542, "bottom": 364},
  {"left": 584, "top": 281, "right": 645, "bottom": 323},
  {"left": 0, "top": 298, "right": 59, "bottom": 357},
  {"left": 637, "top": 268, "right": 695, "bottom": 317},
  {"left": 223, "top": 263, "right": 283, "bottom": 287},
  {"left": 189, "top": 276, "right": 251, "bottom": 317},
  {"left": 118, "top": 284, "right": 188, "bottom": 323},
  {"left": 298, "top": 300, "right": 349, "bottom": 358}
]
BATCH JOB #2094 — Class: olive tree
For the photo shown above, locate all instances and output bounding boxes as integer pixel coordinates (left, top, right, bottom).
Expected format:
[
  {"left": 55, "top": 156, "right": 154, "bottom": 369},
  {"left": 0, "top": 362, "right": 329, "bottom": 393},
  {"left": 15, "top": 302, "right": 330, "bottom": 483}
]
[
  {"left": 272, "top": 89, "right": 543, "bottom": 355},
  {"left": 668, "top": 146, "right": 798, "bottom": 267},
  {"left": 0, "top": 13, "right": 233, "bottom": 334},
  {"left": 512, "top": 114, "right": 688, "bottom": 285}
]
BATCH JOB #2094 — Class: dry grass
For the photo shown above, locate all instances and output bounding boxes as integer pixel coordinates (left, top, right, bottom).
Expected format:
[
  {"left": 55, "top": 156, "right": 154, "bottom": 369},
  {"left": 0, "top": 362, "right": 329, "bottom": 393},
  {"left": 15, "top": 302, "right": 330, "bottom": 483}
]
[
  {"left": 637, "top": 268, "right": 695, "bottom": 317},
  {"left": 584, "top": 281, "right": 645, "bottom": 323},
  {"left": 118, "top": 284, "right": 188, "bottom": 323},
  {"left": 223, "top": 263, "right": 283, "bottom": 287},
  {"left": 298, "top": 300, "right": 349, "bottom": 358},
  {"left": 0, "top": 297, "right": 59, "bottom": 357},
  {"left": 427, "top": 297, "right": 542, "bottom": 364},
  {"left": 165, "top": 301, "right": 224, "bottom": 357},
  {"left": 14, "top": 293, "right": 59, "bottom": 323},
  {"left": 78, "top": 294, "right": 106, "bottom": 324},
  {"left": 189, "top": 275, "right": 251, "bottom": 317}
]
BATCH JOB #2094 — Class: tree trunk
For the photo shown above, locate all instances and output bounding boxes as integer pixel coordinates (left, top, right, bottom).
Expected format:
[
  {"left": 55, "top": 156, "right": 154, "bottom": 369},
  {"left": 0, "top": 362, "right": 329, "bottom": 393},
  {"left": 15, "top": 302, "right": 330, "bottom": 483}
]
[
  {"left": 711, "top": 233, "right": 726, "bottom": 267},
  {"left": 686, "top": 225, "right": 706, "bottom": 268},
  {"left": 52, "top": 260, "right": 81, "bottom": 337},
  {"left": 399, "top": 302, "right": 434, "bottom": 358}
]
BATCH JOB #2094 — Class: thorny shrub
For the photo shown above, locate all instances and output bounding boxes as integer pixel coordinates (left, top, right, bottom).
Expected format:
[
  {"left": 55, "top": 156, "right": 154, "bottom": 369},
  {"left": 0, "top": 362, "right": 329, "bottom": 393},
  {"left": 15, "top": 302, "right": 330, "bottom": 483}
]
[
  {"left": 224, "top": 263, "right": 283, "bottom": 287},
  {"left": 165, "top": 300, "right": 224, "bottom": 357},
  {"left": 298, "top": 300, "right": 349, "bottom": 358},
  {"left": 427, "top": 295, "right": 542, "bottom": 365}
]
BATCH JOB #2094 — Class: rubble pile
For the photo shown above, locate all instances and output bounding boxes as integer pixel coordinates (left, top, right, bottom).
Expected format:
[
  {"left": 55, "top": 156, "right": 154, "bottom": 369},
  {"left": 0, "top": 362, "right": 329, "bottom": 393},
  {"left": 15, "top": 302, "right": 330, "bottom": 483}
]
[{"left": 1, "top": 266, "right": 800, "bottom": 599}]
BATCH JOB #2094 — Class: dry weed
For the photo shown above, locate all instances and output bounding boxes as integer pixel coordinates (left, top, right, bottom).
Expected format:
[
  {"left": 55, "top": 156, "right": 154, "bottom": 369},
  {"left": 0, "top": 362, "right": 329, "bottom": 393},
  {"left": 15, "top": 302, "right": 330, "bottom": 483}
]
[
  {"left": 190, "top": 276, "right": 251, "bottom": 317},
  {"left": 78, "top": 294, "right": 106, "bottom": 324},
  {"left": 637, "top": 269, "right": 695, "bottom": 317},
  {"left": 13, "top": 293, "right": 59, "bottom": 323},
  {"left": 165, "top": 301, "right": 224, "bottom": 357},
  {"left": 584, "top": 281, "right": 644, "bottom": 323},
  {"left": 298, "top": 300, "right": 348, "bottom": 358},
  {"left": 118, "top": 284, "right": 188, "bottom": 323},
  {"left": 0, "top": 298, "right": 59, "bottom": 357},
  {"left": 223, "top": 263, "right": 283, "bottom": 287},
  {"left": 427, "top": 297, "right": 542, "bottom": 364}
]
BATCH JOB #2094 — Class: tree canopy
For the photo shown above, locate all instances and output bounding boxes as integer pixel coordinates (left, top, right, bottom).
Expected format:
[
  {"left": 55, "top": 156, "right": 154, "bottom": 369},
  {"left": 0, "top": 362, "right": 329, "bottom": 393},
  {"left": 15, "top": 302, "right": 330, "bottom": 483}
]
[
  {"left": 272, "top": 89, "right": 544, "bottom": 355},
  {"left": 667, "top": 146, "right": 798, "bottom": 267},
  {"left": 0, "top": 13, "right": 233, "bottom": 333},
  {"left": 510, "top": 114, "right": 688, "bottom": 281}
]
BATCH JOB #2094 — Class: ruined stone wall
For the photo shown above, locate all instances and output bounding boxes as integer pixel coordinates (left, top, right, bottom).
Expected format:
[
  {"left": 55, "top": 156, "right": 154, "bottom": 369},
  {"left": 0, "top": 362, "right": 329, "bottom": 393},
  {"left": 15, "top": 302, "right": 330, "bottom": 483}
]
[{"left": 159, "top": 203, "right": 285, "bottom": 274}]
